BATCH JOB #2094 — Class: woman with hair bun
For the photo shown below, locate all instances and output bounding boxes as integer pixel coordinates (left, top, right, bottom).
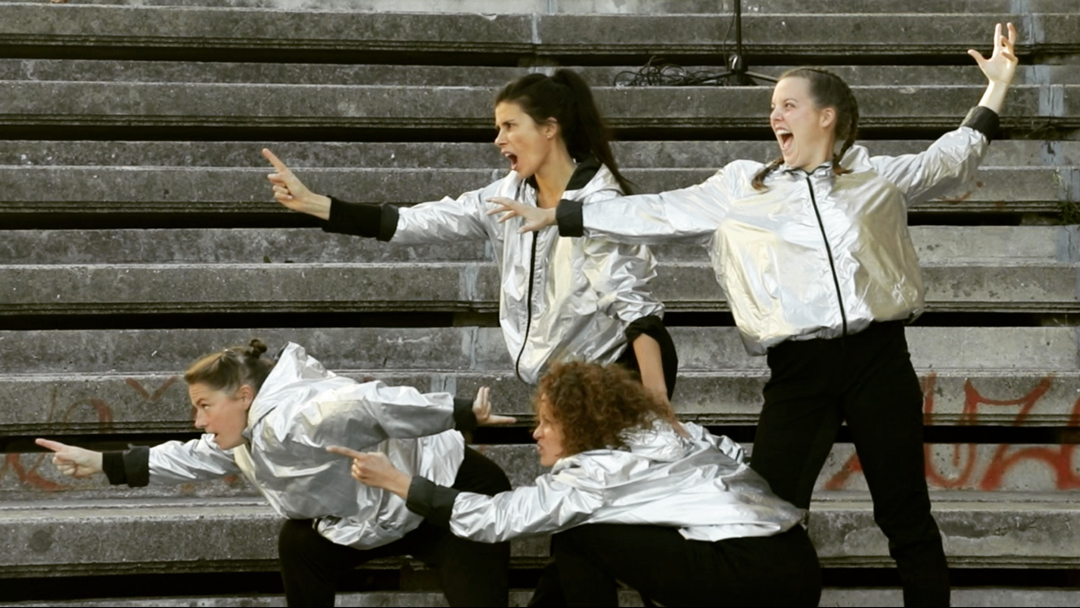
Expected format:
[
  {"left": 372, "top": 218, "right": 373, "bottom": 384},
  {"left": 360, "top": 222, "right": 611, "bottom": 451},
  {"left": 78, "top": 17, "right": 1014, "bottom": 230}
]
[
  {"left": 489, "top": 24, "right": 1018, "bottom": 606},
  {"left": 37, "top": 339, "right": 515, "bottom": 607},
  {"left": 337, "top": 361, "right": 821, "bottom": 607},
  {"left": 262, "top": 69, "right": 677, "bottom": 401}
]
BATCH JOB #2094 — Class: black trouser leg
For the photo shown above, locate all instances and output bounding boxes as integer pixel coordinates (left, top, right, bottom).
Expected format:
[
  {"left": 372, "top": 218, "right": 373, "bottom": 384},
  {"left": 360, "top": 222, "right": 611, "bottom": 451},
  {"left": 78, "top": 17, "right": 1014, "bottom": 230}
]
[
  {"left": 552, "top": 524, "right": 820, "bottom": 607},
  {"left": 750, "top": 337, "right": 845, "bottom": 509},
  {"left": 841, "top": 328, "right": 949, "bottom": 607},
  {"left": 278, "top": 518, "right": 398, "bottom": 607},
  {"left": 278, "top": 446, "right": 511, "bottom": 607},
  {"left": 749, "top": 323, "right": 950, "bottom": 607}
]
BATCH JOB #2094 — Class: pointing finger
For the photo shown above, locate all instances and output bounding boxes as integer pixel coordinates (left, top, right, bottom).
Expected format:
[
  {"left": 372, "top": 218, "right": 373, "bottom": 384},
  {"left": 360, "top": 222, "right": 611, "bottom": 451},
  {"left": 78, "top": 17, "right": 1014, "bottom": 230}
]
[
  {"left": 326, "top": 445, "right": 365, "bottom": 459},
  {"left": 35, "top": 438, "right": 69, "bottom": 453},
  {"left": 262, "top": 148, "right": 290, "bottom": 173}
]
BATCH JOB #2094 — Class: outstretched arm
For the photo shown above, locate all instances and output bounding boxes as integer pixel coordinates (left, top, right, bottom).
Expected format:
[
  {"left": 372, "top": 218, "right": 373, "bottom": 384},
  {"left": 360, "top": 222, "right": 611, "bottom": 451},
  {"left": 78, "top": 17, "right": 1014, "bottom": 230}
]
[{"left": 36, "top": 438, "right": 103, "bottom": 478}]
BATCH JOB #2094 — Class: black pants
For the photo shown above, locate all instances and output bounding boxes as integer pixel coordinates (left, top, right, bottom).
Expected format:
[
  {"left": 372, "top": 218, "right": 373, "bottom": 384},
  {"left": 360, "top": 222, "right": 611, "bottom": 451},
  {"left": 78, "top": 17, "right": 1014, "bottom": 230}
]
[
  {"left": 278, "top": 447, "right": 511, "bottom": 607},
  {"left": 749, "top": 321, "right": 949, "bottom": 606},
  {"left": 551, "top": 524, "right": 821, "bottom": 607}
]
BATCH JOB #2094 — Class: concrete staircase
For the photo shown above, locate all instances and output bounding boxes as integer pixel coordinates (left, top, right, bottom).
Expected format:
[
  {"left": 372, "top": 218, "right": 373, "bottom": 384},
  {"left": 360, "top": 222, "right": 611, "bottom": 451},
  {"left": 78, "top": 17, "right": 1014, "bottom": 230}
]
[{"left": 2, "top": 1, "right": 1079, "bottom": 605}]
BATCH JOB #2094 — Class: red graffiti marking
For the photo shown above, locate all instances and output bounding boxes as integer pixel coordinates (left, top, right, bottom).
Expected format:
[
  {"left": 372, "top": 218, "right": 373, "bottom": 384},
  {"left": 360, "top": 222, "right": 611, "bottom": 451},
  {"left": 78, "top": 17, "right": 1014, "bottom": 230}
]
[
  {"left": 825, "top": 373, "right": 1080, "bottom": 491},
  {"left": 4, "top": 376, "right": 180, "bottom": 491}
]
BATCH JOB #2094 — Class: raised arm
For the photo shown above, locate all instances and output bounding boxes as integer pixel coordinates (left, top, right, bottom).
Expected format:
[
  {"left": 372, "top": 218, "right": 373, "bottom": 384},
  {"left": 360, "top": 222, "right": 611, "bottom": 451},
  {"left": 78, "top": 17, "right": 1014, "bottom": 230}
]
[
  {"left": 487, "top": 170, "right": 735, "bottom": 244},
  {"left": 263, "top": 148, "right": 492, "bottom": 244},
  {"left": 866, "top": 23, "right": 1018, "bottom": 203}
]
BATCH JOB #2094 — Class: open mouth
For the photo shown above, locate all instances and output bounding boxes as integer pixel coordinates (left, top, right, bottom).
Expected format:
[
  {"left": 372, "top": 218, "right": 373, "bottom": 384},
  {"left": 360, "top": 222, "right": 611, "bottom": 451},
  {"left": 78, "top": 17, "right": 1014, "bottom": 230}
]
[
  {"left": 504, "top": 152, "right": 519, "bottom": 171},
  {"left": 777, "top": 130, "right": 794, "bottom": 154}
]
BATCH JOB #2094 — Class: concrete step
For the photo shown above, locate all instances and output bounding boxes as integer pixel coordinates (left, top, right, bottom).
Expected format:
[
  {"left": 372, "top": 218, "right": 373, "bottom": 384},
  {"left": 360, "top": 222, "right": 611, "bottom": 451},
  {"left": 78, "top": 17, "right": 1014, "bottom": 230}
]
[
  {"left": 1, "top": 261, "right": 1076, "bottom": 316},
  {"left": 1, "top": 6, "right": 1077, "bottom": 58},
  {"left": 5, "top": 59, "right": 1079, "bottom": 87},
  {"left": 6, "top": 588, "right": 1080, "bottom": 608},
  {"left": 2, "top": 327, "right": 1078, "bottom": 433},
  {"left": 4, "top": 0, "right": 1079, "bottom": 16},
  {"left": 1, "top": 165, "right": 1074, "bottom": 217},
  {"left": 6, "top": 441, "right": 1078, "bottom": 502},
  {"left": 6, "top": 140, "right": 1077, "bottom": 169},
  {"left": 1, "top": 494, "right": 1077, "bottom": 578},
  {"left": 4, "top": 226, "right": 1073, "bottom": 265},
  {"left": 2, "top": 82, "right": 1076, "bottom": 132}
]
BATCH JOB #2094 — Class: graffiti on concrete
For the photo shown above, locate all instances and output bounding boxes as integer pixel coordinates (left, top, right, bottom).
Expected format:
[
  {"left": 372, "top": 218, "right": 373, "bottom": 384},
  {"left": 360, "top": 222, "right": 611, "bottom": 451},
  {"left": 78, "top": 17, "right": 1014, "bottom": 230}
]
[
  {"left": 3, "top": 378, "right": 177, "bottom": 491},
  {"left": 824, "top": 373, "right": 1080, "bottom": 491}
]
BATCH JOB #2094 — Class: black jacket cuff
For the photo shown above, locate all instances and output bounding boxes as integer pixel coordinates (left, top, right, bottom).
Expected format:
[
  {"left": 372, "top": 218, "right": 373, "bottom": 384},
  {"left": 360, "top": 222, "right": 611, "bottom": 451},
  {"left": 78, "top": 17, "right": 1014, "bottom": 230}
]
[
  {"left": 406, "top": 476, "right": 461, "bottom": 528},
  {"left": 962, "top": 106, "right": 1000, "bottom": 143},
  {"left": 453, "top": 398, "right": 478, "bottom": 433},
  {"left": 556, "top": 199, "right": 585, "bottom": 237},
  {"left": 322, "top": 197, "right": 399, "bottom": 241},
  {"left": 103, "top": 446, "right": 151, "bottom": 487}
]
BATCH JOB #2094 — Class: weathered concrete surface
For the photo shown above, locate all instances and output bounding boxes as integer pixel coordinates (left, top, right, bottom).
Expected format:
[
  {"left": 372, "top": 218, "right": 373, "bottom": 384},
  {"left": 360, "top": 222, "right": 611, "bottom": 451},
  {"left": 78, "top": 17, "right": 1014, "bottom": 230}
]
[
  {"left": 3, "top": 59, "right": 1072, "bottom": 87},
  {"left": 1, "top": 166, "right": 1071, "bottom": 215},
  {"left": 1, "top": 497, "right": 1078, "bottom": 577},
  {"left": 2, "top": 326, "right": 1077, "bottom": 374},
  {"left": 0, "top": 83, "right": 1070, "bottom": 131},
  {"left": 4, "top": 0, "right": 1078, "bottom": 15},
  {"left": 6, "top": 440, "right": 1078, "bottom": 501},
  {"left": 1, "top": 6, "right": 1077, "bottom": 56},
  {"left": 1, "top": 262, "right": 1076, "bottom": 315},
  {"left": 4, "top": 368, "right": 1078, "bottom": 435},
  {"left": 0, "top": 226, "right": 1074, "bottom": 265},
  {"left": 5, "top": 140, "right": 1077, "bottom": 169},
  {"left": 6, "top": 588, "right": 1080, "bottom": 608}
]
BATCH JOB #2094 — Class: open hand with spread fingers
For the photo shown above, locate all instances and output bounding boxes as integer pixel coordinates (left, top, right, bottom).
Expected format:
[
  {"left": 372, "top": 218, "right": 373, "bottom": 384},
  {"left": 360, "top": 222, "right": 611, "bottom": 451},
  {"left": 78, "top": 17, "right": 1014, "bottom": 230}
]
[
  {"left": 473, "top": 386, "right": 516, "bottom": 426},
  {"left": 36, "top": 438, "right": 104, "bottom": 478},
  {"left": 969, "top": 22, "right": 1018, "bottom": 86},
  {"left": 262, "top": 148, "right": 332, "bottom": 220},
  {"left": 485, "top": 196, "right": 556, "bottom": 233},
  {"left": 326, "top": 446, "right": 412, "bottom": 498}
]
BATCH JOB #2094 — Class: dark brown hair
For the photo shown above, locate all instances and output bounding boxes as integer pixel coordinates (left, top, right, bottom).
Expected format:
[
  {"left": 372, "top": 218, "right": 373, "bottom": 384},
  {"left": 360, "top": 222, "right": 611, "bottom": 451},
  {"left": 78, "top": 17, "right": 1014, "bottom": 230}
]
[
  {"left": 497, "top": 69, "right": 634, "bottom": 195},
  {"left": 752, "top": 67, "right": 860, "bottom": 190},
  {"left": 184, "top": 339, "right": 275, "bottom": 396},
  {"left": 536, "top": 361, "right": 679, "bottom": 455}
]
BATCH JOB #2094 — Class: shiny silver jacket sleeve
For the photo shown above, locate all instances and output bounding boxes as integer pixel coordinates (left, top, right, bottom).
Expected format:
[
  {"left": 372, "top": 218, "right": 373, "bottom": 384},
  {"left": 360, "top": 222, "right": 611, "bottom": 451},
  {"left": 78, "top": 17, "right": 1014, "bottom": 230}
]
[
  {"left": 864, "top": 125, "right": 989, "bottom": 205},
  {"left": 579, "top": 185, "right": 665, "bottom": 323},
  {"left": 446, "top": 466, "right": 603, "bottom": 543},
  {"left": 390, "top": 187, "right": 493, "bottom": 245},
  {"left": 302, "top": 381, "right": 462, "bottom": 452},
  {"left": 147, "top": 434, "right": 242, "bottom": 484},
  {"left": 578, "top": 169, "right": 737, "bottom": 245}
]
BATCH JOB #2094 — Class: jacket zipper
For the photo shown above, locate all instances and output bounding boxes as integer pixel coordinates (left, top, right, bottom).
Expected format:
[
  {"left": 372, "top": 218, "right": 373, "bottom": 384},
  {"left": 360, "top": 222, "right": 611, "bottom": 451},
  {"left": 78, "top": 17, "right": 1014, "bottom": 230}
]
[
  {"left": 805, "top": 175, "right": 848, "bottom": 336},
  {"left": 514, "top": 230, "right": 539, "bottom": 381}
]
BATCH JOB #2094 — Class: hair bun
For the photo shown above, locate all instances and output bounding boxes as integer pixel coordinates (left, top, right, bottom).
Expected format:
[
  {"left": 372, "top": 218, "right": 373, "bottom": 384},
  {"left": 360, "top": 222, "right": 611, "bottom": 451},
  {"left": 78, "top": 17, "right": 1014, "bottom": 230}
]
[{"left": 245, "top": 338, "right": 268, "bottom": 358}]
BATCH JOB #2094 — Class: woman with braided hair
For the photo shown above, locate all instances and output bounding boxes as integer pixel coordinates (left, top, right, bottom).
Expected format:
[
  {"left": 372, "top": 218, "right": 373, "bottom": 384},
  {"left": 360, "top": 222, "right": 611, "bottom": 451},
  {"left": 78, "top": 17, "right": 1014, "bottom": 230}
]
[{"left": 489, "top": 23, "right": 1018, "bottom": 606}]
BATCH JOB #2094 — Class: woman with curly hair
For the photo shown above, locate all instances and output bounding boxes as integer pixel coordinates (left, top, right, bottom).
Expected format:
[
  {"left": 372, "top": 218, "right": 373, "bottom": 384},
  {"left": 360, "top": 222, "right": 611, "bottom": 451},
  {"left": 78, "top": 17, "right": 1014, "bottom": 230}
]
[{"left": 334, "top": 361, "right": 821, "bottom": 607}]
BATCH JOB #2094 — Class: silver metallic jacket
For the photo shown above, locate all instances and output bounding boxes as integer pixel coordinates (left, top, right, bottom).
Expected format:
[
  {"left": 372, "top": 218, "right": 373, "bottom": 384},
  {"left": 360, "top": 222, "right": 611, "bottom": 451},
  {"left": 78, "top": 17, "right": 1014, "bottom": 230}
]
[
  {"left": 439, "top": 421, "right": 805, "bottom": 543},
  {"left": 568, "top": 126, "right": 988, "bottom": 354},
  {"left": 391, "top": 164, "right": 663, "bottom": 383},
  {"left": 147, "top": 343, "right": 465, "bottom": 549}
]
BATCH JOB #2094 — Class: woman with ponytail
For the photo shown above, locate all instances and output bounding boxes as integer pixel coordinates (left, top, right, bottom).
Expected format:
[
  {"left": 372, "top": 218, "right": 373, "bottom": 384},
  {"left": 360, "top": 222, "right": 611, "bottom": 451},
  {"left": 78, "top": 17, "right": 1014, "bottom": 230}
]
[
  {"left": 490, "top": 24, "right": 1019, "bottom": 607},
  {"left": 37, "top": 339, "right": 515, "bottom": 607},
  {"left": 263, "top": 69, "right": 677, "bottom": 402}
]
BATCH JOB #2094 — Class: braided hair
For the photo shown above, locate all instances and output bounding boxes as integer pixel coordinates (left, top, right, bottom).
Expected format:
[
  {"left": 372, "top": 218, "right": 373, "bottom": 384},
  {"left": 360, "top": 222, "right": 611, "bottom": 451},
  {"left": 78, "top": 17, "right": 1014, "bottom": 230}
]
[
  {"left": 184, "top": 339, "right": 276, "bottom": 396},
  {"left": 496, "top": 69, "right": 634, "bottom": 194},
  {"left": 752, "top": 68, "right": 860, "bottom": 191}
]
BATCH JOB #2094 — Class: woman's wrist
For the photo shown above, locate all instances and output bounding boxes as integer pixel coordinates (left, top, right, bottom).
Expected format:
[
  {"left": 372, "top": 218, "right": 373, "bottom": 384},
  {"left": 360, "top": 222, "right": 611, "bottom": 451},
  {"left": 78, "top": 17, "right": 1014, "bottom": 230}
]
[
  {"left": 306, "top": 194, "right": 332, "bottom": 221},
  {"left": 389, "top": 470, "right": 414, "bottom": 499},
  {"left": 978, "top": 80, "right": 1010, "bottom": 114}
]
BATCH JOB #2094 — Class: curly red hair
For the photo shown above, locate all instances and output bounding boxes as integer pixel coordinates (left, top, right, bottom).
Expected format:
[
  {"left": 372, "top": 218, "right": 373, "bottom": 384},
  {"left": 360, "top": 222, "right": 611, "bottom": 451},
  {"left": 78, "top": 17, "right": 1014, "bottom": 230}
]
[{"left": 536, "top": 361, "right": 678, "bottom": 455}]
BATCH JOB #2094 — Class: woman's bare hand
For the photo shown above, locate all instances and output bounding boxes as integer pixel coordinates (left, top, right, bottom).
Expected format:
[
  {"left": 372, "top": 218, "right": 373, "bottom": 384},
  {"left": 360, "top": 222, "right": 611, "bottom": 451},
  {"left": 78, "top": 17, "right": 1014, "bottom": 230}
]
[
  {"left": 486, "top": 197, "right": 556, "bottom": 233},
  {"left": 36, "top": 438, "right": 104, "bottom": 478},
  {"left": 472, "top": 386, "right": 516, "bottom": 426},
  {"left": 326, "top": 446, "right": 412, "bottom": 498},
  {"left": 262, "top": 148, "right": 332, "bottom": 220},
  {"left": 968, "top": 22, "right": 1018, "bottom": 86}
]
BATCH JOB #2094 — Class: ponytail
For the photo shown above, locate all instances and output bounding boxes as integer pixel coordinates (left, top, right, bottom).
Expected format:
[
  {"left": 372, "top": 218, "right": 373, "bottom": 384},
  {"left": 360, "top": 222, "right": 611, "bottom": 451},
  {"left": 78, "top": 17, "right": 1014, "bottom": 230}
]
[{"left": 497, "top": 69, "right": 634, "bottom": 194}]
